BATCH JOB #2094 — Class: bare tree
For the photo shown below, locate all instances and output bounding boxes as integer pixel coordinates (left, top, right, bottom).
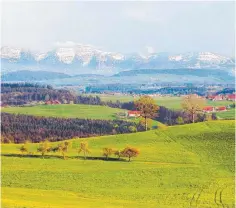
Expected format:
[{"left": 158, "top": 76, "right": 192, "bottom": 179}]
[
  {"left": 135, "top": 96, "right": 159, "bottom": 131},
  {"left": 78, "top": 142, "right": 90, "bottom": 160},
  {"left": 37, "top": 140, "right": 51, "bottom": 158},
  {"left": 102, "top": 147, "right": 113, "bottom": 160},
  {"left": 182, "top": 94, "right": 205, "bottom": 123}
]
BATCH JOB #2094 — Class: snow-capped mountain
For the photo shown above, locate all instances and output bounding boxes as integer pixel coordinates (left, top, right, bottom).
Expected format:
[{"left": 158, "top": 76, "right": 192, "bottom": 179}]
[{"left": 1, "top": 45, "right": 234, "bottom": 75}]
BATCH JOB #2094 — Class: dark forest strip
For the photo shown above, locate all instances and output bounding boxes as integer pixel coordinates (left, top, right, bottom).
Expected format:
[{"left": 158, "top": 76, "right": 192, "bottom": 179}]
[{"left": 1, "top": 113, "right": 145, "bottom": 143}]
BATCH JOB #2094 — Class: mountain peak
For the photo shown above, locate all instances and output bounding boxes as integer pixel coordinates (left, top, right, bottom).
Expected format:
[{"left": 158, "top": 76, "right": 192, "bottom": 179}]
[{"left": 1, "top": 45, "right": 234, "bottom": 74}]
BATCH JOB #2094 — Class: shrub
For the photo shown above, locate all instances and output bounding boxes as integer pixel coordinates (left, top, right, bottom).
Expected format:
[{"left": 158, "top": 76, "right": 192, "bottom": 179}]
[
  {"left": 176, "top": 116, "right": 184, "bottom": 125},
  {"left": 102, "top": 147, "right": 113, "bottom": 160},
  {"left": 121, "top": 147, "right": 140, "bottom": 162},
  {"left": 19, "top": 144, "right": 28, "bottom": 155}
]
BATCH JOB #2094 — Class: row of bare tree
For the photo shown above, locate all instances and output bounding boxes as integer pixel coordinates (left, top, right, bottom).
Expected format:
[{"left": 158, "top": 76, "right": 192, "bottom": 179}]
[{"left": 19, "top": 140, "right": 140, "bottom": 162}]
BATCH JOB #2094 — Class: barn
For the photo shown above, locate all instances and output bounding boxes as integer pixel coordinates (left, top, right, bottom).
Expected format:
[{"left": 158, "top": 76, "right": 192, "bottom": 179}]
[
  {"left": 202, "top": 106, "right": 215, "bottom": 113},
  {"left": 128, "top": 111, "right": 141, "bottom": 118},
  {"left": 45, "top": 100, "right": 61, "bottom": 105},
  {"left": 216, "top": 106, "right": 227, "bottom": 112},
  {"left": 227, "top": 94, "right": 236, "bottom": 101}
]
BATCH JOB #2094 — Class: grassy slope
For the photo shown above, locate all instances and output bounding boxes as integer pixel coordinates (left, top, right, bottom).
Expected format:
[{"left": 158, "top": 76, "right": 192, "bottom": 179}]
[
  {"left": 1, "top": 104, "right": 126, "bottom": 120},
  {"left": 93, "top": 94, "right": 235, "bottom": 119},
  {"left": 2, "top": 99, "right": 235, "bottom": 121},
  {"left": 216, "top": 108, "right": 235, "bottom": 119},
  {"left": 1, "top": 120, "right": 235, "bottom": 208},
  {"left": 0, "top": 104, "right": 161, "bottom": 128}
]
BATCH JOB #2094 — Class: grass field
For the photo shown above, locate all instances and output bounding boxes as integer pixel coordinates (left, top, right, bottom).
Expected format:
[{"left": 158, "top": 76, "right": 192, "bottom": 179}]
[
  {"left": 1, "top": 104, "right": 127, "bottom": 120},
  {"left": 0, "top": 104, "right": 163, "bottom": 129},
  {"left": 91, "top": 94, "right": 235, "bottom": 119},
  {"left": 2, "top": 98, "right": 234, "bottom": 120},
  {"left": 216, "top": 109, "right": 235, "bottom": 119},
  {"left": 1, "top": 120, "right": 235, "bottom": 208}
]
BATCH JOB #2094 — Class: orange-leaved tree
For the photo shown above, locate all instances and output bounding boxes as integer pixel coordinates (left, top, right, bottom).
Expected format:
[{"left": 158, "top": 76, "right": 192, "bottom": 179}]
[
  {"left": 135, "top": 96, "right": 159, "bottom": 131},
  {"left": 121, "top": 147, "right": 140, "bottom": 162}
]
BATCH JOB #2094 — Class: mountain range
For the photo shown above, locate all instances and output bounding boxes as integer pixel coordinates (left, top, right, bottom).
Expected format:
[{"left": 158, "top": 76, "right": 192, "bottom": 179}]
[{"left": 1, "top": 45, "right": 235, "bottom": 75}]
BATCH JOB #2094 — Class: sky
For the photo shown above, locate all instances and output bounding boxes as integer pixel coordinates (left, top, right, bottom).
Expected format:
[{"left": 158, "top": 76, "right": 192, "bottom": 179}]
[{"left": 1, "top": 1, "right": 235, "bottom": 56}]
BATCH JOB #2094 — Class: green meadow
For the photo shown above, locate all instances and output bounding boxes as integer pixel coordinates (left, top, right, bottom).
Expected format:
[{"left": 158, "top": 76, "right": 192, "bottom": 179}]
[
  {"left": 92, "top": 94, "right": 234, "bottom": 108},
  {"left": 1, "top": 120, "right": 235, "bottom": 208},
  {"left": 2, "top": 97, "right": 235, "bottom": 119},
  {"left": 1, "top": 104, "right": 126, "bottom": 120},
  {"left": 215, "top": 108, "right": 235, "bottom": 119},
  {"left": 92, "top": 94, "right": 235, "bottom": 119}
]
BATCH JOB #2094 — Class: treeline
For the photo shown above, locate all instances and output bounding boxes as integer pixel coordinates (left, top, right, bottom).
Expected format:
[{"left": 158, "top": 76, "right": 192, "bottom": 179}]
[
  {"left": 130, "top": 87, "right": 207, "bottom": 96},
  {"left": 157, "top": 106, "right": 217, "bottom": 125},
  {"left": 86, "top": 84, "right": 208, "bottom": 96},
  {"left": 77, "top": 95, "right": 134, "bottom": 110},
  {"left": 1, "top": 83, "right": 135, "bottom": 108},
  {"left": 1, "top": 113, "right": 145, "bottom": 143},
  {"left": 1, "top": 83, "right": 76, "bottom": 105}
]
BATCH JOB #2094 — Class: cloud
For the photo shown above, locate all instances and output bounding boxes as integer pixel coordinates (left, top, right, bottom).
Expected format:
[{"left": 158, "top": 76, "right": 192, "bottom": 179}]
[
  {"left": 122, "top": 6, "right": 162, "bottom": 23},
  {"left": 146, "top": 46, "right": 155, "bottom": 54},
  {"left": 54, "top": 41, "right": 78, "bottom": 48}
]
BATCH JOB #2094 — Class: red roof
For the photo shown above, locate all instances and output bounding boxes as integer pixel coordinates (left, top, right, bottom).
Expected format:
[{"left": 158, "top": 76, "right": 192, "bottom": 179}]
[
  {"left": 217, "top": 106, "right": 226, "bottom": 111},
  {"left": 53, "top": 100, "right": 61, "bottom": 104},
  {"left": 203, "top": 106, "right": 214, "bottom": 111},
  {"left": 45, "top": 100, "right": 61, "bottom": 105},
  {"left": 128, "top": 111, "right": 141, "bottom": 115},
  {"left": 213, "top": 95, "right": 223, "bottom": 100},
  {"left": 227, "top": 94, "right": 236, "bottom": 100},
  {"left": 207, "top": 95, "right": 215, "bottom": 99}
]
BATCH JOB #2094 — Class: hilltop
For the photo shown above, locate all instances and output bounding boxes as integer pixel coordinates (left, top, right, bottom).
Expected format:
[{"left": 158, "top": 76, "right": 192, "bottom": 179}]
[{"left": 1, "top": 120, "right": 235, "bottom": 208}]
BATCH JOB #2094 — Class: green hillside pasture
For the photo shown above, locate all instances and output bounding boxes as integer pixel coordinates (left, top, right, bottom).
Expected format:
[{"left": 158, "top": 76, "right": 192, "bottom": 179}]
[
  {"left": 93, "top": 94, "right": 235, "bottom": 119},
  {"left": 93, "top": 93, "right": 234, "bottom": 108},
  {"left": 216, "top": 108, "right": 235, "bottom": 119},
  {"left": 1, "top": 104, "right": 161, "bottom": 128},
  {"left": 1, "top": 104, "right": 127, "bottom": 120},
  {"left": 1, "top": 120, "right": 235, "bottom": 208}
]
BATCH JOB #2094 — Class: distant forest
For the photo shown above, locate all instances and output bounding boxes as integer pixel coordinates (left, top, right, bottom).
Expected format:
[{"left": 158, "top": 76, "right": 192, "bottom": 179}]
[
  {"left": 1, "top": 83, "right": 76, "bottom": 105},
  {"left": 1, "top": 83, "right": 217, "bottom": 128},
  {"left": 1, "top": 113, "right": 145, "bottom": 143}
]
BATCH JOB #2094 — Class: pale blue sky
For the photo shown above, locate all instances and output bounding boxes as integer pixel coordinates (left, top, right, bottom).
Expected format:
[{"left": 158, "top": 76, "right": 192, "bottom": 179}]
[{"left": 1, "top": 1, "right": 235, "bottom": 56}]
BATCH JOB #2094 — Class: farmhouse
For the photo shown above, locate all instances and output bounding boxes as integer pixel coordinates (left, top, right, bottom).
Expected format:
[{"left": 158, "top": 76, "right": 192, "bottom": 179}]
[
  {"left": 227, "top": 94, "right": 235, "bottom": 101},
  {"left": 202, "top": 106, "right": 215, "bottom": 113},
  {"left": 216, "top": 106, "right": 227, "bottom": 112},
  {"left": 128, "top": 110, "right": 141, "bottom": 118},
  {"left": 45, "top": 100, "right": 61, "bottom": 105},
  {"left": 208, "top": 95, "right": 224, "bottom": 101}
]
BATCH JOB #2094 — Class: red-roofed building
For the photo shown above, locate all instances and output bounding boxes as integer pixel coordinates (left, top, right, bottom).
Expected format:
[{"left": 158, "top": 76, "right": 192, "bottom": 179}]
[
  {"left": 207, "top": 95, "right": 225, "bottom": 101},
  {"left": 213, "top": 95, "right": 224, "bottom": 101},
  {"left": 45, "top": 100, "right": 61, "bottom": 105},
  {"left": 45, "top": 100, "right": 53, "bottom": 105},
  {"left": 227, "top": 94, "right": 236, "bottom": 101},
  {"left": 203, "top": 106, "right": 215, "bottom": 113},
  {"left": 207, "top": 95, "right": 215, "bottom": 100},
  {"left": 128, "top": 110, "right": 141, "bottom": 117},
  {"left": 53, "top": 100, "right": 61, "bottom": 104},
  {"left": 216, "top": 106, "right": 227, "bottom": 111}
]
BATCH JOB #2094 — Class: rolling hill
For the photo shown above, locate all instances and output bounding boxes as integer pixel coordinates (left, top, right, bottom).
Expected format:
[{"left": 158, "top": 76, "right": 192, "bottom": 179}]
[
  {"left": 1, "top": 104, "right": 125, "bottom": 120},
  {"left": 1, "top": 120, "right": 235, "bottom": 208}
]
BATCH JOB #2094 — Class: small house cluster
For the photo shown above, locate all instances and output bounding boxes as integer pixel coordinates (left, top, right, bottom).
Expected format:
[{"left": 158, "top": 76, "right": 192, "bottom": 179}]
[
  {"left": 202, "top": 106, "right": 227, "bottom": 113},
  {"left": 45, "top": 100, "right": 61, "bottom": 105},
  {"left": 127, "top": 111, "right": 141, "bottom": 118},
  {"left": 207, "top": 94, "right": 235, "bottom": 101}
]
